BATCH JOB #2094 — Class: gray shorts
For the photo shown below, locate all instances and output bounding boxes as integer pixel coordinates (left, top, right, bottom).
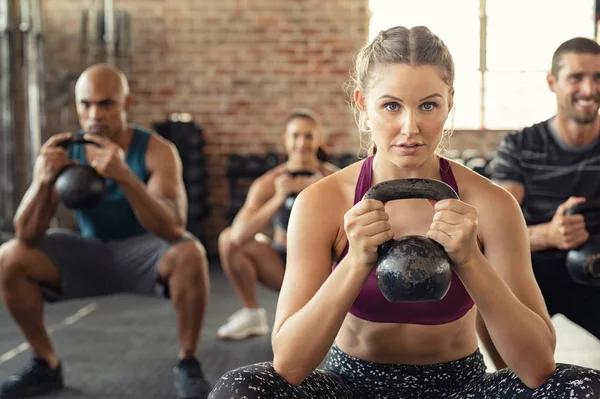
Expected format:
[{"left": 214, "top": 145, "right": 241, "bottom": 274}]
[{"left": 37, "top": 228, "right": 194, "bottom": 303}]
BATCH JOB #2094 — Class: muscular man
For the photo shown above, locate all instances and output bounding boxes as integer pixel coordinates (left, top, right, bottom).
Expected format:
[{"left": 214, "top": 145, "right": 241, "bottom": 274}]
[
  {"left": 217, "top": 110, "right": 338, "bottom": 340},
  {"left": 0, "top": 64, "right": 211, "bottom": 398},
  {"left": 481, "top": 37, "right": 600, "bottom": 370}
]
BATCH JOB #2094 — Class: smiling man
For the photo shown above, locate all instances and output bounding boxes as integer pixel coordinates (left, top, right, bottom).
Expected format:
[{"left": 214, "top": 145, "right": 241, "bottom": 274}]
[
  {"left": 480, "top": 37, "right": 600, "bottom": 370},
  {"left": 0, "top": 63, "right": 212, "bottom": 398}
]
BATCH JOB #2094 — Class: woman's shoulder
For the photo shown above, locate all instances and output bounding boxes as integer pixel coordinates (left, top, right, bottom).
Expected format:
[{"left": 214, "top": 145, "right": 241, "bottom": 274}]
[{"left": 297, "top": 159, "right": 366, "bottom": 209}]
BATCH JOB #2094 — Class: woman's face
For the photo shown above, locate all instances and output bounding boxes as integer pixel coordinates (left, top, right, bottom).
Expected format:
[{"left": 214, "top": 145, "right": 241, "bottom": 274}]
[
  {"left": 283, "top": 117, "right": 320, "bottom": 158},
  {"left": 356, "top": 63, "right": 453, "bottom": 169}
]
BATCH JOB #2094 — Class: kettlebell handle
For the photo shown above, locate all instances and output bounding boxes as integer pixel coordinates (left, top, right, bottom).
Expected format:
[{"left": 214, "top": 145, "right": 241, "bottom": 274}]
[
  {"left": 287, "top": 169, "right": 315, "bottom": 178},
  {"left": 362, "top": 178, "right": 459, "bottom": 203},
  {"left": 566, "top": 200, "right": 600, "bottom": 216},
  {"left": 567, "top": 199, "right": 600, "bottom": 241},
  {"left": 363, "top": 178, "right": 458, "bottom": 259},
  {"left": 57, "top": 133, "right": 102, "bottom": 149}
]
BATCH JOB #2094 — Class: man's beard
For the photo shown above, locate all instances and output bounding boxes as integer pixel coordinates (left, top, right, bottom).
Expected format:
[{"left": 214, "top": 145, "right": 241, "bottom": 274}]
[{"left": 572, "top": 112, "right": 599, "bottom": 125}]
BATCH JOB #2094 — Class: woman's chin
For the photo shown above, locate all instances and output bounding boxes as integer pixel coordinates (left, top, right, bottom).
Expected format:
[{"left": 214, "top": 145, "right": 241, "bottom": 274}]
[{"left": 391, "top": 155, "right": 426, "bottom": 169}]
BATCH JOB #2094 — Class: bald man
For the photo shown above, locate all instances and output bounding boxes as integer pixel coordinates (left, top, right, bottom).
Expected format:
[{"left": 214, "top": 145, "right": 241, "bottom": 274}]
[{"left": 0, "top": 64, "right": 211, "bottom": 398}]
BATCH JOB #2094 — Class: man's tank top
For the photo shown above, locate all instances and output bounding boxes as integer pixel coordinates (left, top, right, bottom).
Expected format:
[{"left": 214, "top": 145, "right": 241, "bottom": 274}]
[{"left": 68, "top": 127, "right": 152, "bottom": 241}]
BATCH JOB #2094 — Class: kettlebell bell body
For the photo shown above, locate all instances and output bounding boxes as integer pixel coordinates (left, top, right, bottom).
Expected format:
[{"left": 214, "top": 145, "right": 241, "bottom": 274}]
[
  {"left": 55, "top": 134, "right": 107, "bottom": 210},
  {"left": 565, "top": 200, "right": 600, "bottom": 286},
  {"left": 273, "top": 170, "right": 315, "bottom": 231},
  {"left": 362, "top": 178, "right": 459, "bottom": 302}
]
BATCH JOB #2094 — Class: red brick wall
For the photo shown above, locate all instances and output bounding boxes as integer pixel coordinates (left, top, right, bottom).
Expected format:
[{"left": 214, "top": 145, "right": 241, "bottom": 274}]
[{"left": 40, "top": 0, "right": 368, "bottom": 255}]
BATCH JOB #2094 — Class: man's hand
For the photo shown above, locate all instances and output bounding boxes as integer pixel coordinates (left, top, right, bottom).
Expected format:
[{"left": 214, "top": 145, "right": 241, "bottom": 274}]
[
  {"left": 548, "top": 196, "right": 589, "bottom": 250},
  {"left": 33, "top": 132, "right": 75, "bottom": 185},
  {"left": 83, "top": 133, "right": 130, "bottom": 182}
]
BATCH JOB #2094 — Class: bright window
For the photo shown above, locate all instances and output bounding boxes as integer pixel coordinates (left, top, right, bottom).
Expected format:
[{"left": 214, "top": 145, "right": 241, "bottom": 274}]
[{"left": 368, "top": 0, "right": 596, "bottom": 130}]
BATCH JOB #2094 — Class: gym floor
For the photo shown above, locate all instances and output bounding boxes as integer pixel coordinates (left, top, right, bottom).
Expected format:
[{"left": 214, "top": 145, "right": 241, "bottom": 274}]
[{"left": 1, "top": 264, "right": 599, "bottom": 399}]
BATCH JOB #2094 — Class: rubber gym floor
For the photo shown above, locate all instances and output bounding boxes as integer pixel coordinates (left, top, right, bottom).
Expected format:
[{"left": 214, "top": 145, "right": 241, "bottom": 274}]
[
  {"left": 2, "top": 261, "right": 600, "bottom": 399},
  {"left": 0, "top": 263, "right": 277, "bottom": 398}
]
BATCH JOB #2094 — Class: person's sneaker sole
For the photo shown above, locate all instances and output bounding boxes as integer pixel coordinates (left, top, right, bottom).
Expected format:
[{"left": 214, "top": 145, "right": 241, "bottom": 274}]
[{"left": 217, "top": 325, "right": 269, "bottom": 340}]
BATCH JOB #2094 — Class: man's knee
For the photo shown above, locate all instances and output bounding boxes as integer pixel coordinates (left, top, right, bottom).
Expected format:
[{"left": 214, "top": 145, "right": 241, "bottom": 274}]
[
  {"left": 164, "top": 237, "right": 208, "bottom": 282},
  {"left": 209, "top": 362, "right": 285, "bottom": 399},
  {"left": 0, "top": 239, "right": 30, "bottom": 288}
]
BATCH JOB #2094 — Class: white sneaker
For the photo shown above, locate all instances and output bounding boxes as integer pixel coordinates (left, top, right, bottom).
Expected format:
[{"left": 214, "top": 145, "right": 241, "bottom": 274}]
[{"left": 217, "top": 308, "right": 269, "bottom": 340}]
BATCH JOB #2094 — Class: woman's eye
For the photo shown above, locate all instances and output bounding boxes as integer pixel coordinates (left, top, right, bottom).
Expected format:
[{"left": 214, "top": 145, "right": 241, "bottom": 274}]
[
  {"left": 421, "top": 102, "right": 436, "bottom": 111},
  {"left": 384, "top": 103, "right": 399, "bottom": 112}
]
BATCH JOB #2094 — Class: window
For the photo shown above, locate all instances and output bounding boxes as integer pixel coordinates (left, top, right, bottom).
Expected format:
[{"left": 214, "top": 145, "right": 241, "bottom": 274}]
[{"left": 368, "top": 0, "right": 596, "bottom": 130}]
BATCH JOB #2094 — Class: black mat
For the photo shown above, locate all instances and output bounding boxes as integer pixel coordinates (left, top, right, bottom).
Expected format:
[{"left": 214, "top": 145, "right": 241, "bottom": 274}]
[{"left": 0, "top": 267, "right": 279, "bottom": 398}]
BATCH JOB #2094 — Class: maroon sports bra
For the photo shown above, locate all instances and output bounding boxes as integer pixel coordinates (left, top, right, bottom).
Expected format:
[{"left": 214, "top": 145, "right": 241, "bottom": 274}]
[{"left": 333, "top": 156, "right": 475, "bottom": 325}]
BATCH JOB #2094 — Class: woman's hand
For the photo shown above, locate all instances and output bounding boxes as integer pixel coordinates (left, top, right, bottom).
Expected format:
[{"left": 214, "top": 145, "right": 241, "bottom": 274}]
[
  {"left": 425, "top": 199, "right": 480, "bottom": 269},
  {"left": 344, "top": 199, "right": 394, "bottom": 270}
]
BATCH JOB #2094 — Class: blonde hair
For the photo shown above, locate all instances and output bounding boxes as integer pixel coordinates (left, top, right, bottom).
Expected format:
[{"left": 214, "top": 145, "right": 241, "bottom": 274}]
[{"left": 345, "top": 26, "right": 455, "bottom": 157}]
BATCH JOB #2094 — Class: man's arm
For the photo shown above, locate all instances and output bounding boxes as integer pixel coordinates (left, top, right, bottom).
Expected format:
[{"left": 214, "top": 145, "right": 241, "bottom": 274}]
[
  {"left": 117, "top": 136, "right": 188, "bottom": 242},
  {"left": 14, "top": 132, "right": 74, "bottom": 245},
  {"left": 496, "top": 182, "right": 550, "bottom": 252},
  {"left": 13, "top": 182, "right": 59, "bottom": 246},
  {"left": 497, "top": 182, "right": 587, "bottom": 252},
  {"left": 488, "top": 131, "right": 558, "bottom": 253}
]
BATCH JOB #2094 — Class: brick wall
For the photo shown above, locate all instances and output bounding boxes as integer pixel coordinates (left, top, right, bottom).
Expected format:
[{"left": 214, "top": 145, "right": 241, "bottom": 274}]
[
  {"left": 38, "top": 0, "right": 509, "bottom": 256},
  {"left": 40, "top": 0, "right": 368, "bottom": 255}
]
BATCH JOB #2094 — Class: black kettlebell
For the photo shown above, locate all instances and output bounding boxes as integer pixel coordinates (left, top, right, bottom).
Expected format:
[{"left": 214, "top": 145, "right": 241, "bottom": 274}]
[
  {"left": 565, "top": 200, "right": 600, "bottom": 286},
  {"left": 362, "top": 178, "right": 459, "bottom": 302},
  {"left": 55, "top": 134, "right": 107, "bottom": 210},
  {"left": 273, "top": 170, "right": 315, "bottom": 231}
]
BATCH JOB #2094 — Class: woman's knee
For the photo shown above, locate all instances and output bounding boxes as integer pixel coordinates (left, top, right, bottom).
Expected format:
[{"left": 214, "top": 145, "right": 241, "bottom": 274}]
[
  {"left": 547, "top": 363, "right": 600, "bottom": 393},
  {"left": 209, "top": 362, "right": 290, "bottom": 399},
  {"left": 218, "top": 227, "right": 235, "bottom": 253}
]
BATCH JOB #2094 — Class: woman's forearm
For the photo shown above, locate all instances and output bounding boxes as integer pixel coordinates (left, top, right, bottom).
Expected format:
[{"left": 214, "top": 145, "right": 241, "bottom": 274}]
[
  {"left": 272, "top": 258, "right": 370, "bottom": 385},
  {"left": 230, "top": 196, "right": 285, "bottom": 244},
  {"left": 458, "top": 253, "right": 556, "bottom": 388}
]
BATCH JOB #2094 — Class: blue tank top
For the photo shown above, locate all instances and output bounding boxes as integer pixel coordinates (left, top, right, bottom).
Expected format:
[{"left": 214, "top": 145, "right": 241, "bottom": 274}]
[
  {"left": 68, "top": 126, "right": 151, "bottom": 241},
  {"left": 333, "top": 156, "right": 475, "bottom": 325}
]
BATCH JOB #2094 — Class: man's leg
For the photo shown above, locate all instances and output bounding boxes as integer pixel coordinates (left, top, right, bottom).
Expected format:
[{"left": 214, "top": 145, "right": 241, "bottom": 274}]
[
  {"left": 0, "top": 229, "right": 110, "bottom": 397},
  {"left": 159, "top": 235, "right": 210, "bottom": 399},
  {"left": 156, "top": 236, "right": 210, "bottom": 361},
  {"left": 0, "top": 239, "right": 61, "bottom": 367},
  {"left": 108, "top": 232, "right": 211, "bottom": 399},
  {"left": 217, "top": 228, "right": 285, "bottom": 340}
]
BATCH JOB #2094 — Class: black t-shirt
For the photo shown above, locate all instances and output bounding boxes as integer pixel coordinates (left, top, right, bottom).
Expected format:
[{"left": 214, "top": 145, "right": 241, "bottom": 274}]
[{"left": 489, "top": 117, "right": 600, "bottom": 259}]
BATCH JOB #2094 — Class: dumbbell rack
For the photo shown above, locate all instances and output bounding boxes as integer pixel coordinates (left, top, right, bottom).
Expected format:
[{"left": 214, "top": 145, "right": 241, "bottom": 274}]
[
  {"left": 155, "top": 114, "right": 210, "bottom": 242},
  {"left": 225, "top": 152, "right": 280, "bottom": 225}
]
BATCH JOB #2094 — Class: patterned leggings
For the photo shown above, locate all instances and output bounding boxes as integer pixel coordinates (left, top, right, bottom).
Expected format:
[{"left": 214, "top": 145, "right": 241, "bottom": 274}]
[{"left": 208, "top": 344, "right": 600, "bottom": 399}]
